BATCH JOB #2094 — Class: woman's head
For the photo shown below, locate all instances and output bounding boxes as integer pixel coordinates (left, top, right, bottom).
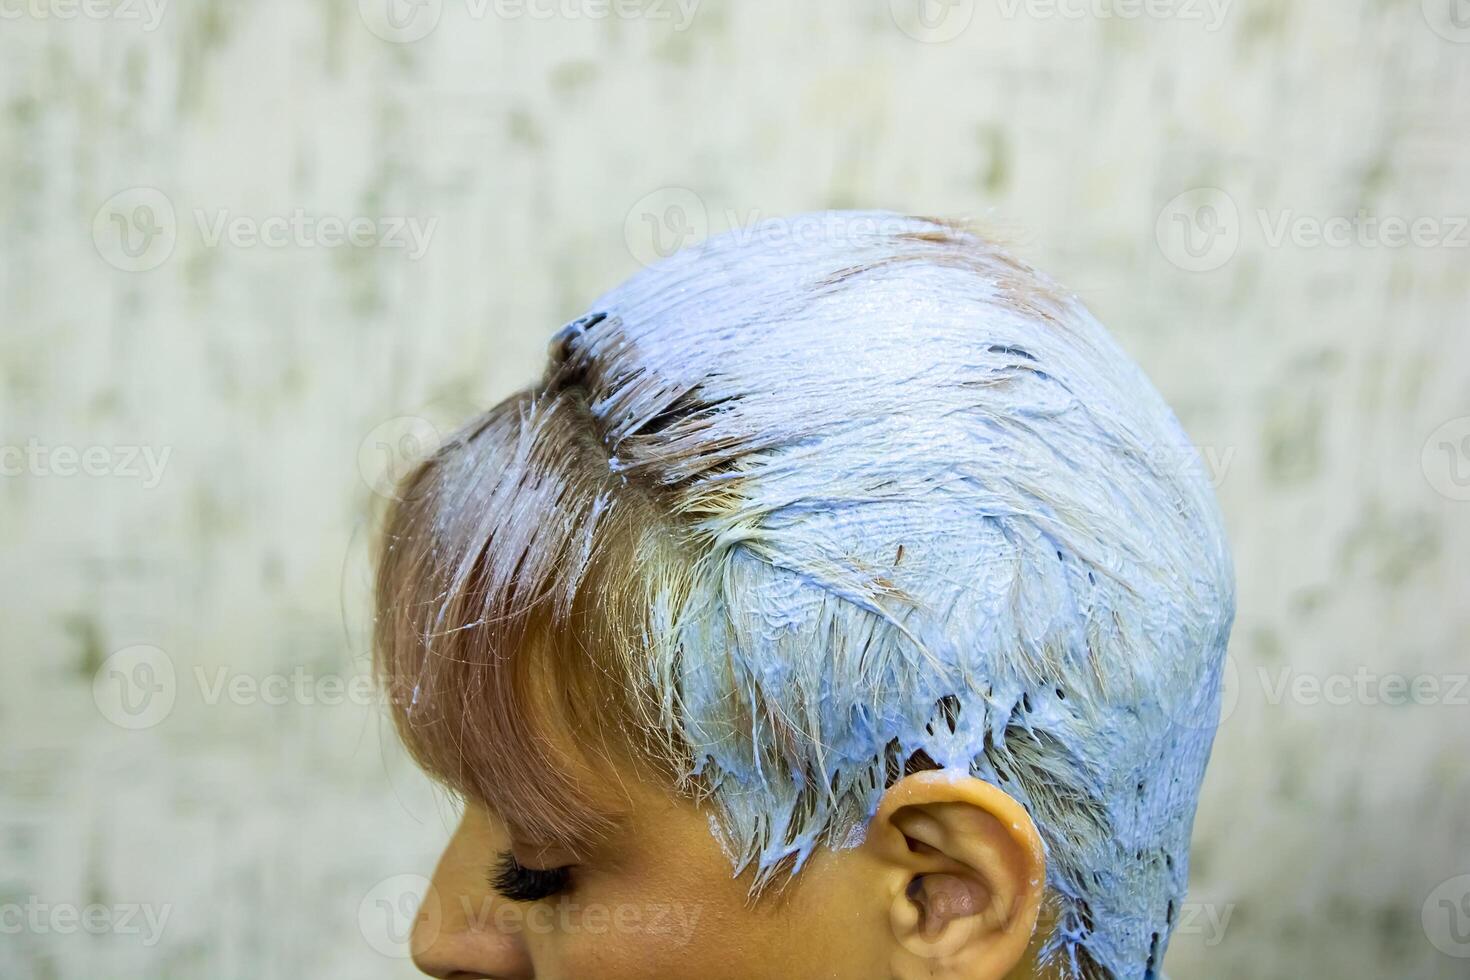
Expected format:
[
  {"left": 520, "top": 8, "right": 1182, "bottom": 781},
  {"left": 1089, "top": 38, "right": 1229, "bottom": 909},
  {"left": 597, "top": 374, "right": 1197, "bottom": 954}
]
[{"left": 375, "top": 212, "right": 1235, "bottom": 979}]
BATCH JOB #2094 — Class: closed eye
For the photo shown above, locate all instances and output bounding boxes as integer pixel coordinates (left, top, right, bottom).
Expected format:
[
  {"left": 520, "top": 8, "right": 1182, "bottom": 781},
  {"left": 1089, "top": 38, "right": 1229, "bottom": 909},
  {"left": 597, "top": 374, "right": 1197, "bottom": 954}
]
[{"left": 489, "top": 851, "right": 572, "bottom": 902}]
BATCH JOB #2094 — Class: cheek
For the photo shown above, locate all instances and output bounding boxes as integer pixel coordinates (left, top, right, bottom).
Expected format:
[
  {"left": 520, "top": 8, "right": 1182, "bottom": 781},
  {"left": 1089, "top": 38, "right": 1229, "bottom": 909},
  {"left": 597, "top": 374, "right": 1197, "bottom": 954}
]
[
  {"left": 542, "top": 883, "right": 882, "bottom": 980},
  {"left": 528, "top": 879, "right": 794, "bottom": 980}
]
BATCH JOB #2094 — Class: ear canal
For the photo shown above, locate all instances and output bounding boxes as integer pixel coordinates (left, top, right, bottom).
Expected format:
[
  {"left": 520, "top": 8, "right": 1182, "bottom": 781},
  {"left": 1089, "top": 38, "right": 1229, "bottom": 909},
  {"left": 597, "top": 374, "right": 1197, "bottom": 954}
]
[{"left": 909, "top": 872, "right": 988, "bottom": 939}]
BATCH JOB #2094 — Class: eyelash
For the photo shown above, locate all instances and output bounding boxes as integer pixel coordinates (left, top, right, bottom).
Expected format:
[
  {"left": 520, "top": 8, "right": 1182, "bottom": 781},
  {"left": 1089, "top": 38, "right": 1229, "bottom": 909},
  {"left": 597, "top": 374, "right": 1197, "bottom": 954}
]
[{"left": 488, "top": 852, "right": 573, "bottom": 902}]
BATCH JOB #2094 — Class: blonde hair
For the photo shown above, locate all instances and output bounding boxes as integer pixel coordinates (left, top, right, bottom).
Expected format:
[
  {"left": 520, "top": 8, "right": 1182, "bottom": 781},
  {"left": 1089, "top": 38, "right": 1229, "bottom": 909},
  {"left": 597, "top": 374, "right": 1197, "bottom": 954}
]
[{"left": 375, "top": 212, "right": 1234, "bottom": 979}]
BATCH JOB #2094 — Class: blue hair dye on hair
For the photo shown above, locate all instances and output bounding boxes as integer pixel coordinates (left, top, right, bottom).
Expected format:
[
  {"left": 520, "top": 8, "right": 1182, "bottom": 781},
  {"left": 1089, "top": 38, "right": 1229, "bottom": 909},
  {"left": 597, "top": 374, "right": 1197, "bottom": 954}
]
[{"left": 543, "top": 212, "right": 1235, "bottom": 978}]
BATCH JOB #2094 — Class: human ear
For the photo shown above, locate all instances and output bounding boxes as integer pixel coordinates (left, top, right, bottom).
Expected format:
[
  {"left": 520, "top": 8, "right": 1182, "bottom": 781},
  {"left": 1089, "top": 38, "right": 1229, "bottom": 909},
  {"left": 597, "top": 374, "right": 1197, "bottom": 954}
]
[{"left": 866, "top": 770, "right": 1047, "bottom": 979}]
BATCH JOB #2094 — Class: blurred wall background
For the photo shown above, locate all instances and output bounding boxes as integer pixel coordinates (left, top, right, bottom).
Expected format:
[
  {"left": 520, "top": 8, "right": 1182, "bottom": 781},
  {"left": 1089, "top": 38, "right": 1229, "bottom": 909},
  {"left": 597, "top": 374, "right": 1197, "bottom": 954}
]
[{"left": 3, "top": 1, "right": 1468, "bottom": 977}]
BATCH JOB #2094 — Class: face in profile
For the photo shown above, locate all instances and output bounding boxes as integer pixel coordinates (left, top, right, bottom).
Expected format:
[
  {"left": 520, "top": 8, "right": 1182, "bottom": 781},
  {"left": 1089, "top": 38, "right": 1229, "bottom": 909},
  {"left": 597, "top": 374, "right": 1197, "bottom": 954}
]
[
  {"left": 376, "top": 212, "right": 1235, "bottom": 980},
  {"left": 409, "top": 735, "right": 1051, "bottom": 979}
]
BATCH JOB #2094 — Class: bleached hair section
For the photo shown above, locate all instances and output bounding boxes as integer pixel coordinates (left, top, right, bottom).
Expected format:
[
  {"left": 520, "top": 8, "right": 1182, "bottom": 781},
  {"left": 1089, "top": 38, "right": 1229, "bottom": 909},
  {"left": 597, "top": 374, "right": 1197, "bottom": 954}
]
[{"left": 376, "top": 212, "right": 1235, "bottom": 980}]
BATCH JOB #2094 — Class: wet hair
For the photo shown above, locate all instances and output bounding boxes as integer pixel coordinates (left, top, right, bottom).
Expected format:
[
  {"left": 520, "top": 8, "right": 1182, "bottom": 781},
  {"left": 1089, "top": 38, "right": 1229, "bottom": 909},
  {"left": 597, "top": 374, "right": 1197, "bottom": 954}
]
[{"left": 374, "top": 211, "right": 1235, "bottom": 979}]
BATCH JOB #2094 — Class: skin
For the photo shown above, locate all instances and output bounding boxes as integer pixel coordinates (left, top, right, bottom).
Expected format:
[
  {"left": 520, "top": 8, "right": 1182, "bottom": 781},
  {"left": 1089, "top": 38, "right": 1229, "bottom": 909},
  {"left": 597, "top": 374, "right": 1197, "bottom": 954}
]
[{"left": 410, "top": 755, "right": 1062, "bottom": 979}]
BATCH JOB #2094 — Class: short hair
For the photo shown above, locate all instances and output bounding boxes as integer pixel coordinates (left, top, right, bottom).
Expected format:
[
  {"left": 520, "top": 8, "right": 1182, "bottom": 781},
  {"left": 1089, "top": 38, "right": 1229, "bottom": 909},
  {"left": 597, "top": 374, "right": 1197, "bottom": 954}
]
[{"left": 375, "top": 211, "right": 1235, "bottom": 979}]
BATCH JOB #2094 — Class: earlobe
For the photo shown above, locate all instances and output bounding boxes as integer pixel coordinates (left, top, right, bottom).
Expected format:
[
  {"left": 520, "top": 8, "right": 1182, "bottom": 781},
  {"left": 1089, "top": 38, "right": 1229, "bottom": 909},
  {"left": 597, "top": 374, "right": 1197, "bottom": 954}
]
[{"left": 868, "top": 771, "right": 1047, "bottom": 980}]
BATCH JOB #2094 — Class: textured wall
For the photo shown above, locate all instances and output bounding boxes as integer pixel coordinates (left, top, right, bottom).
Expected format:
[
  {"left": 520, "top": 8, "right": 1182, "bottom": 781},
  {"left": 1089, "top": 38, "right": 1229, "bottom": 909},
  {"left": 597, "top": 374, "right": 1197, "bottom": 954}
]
[{"left": 3, "top": 1, "right": 1468, "bottom": 977}]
